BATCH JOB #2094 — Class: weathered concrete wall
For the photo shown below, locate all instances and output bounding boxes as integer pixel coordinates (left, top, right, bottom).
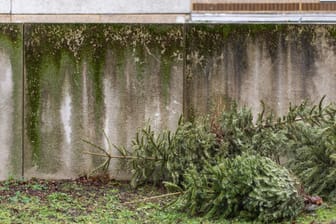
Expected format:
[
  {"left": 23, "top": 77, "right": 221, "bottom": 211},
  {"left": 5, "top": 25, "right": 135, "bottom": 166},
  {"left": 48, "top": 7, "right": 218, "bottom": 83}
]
[
  {"left": 0, "top": 0, "right": 10, "bottom": 13},
  {"left": 12, "top": 0, "right": 190, "bottom": 14},
  {"left": 24, "top": 25, "right": 183, "bottom": 179},
  {"left": 185, "top": 25, "right": 336, "bottom": 118},
  {"left": 1, "top": 24, "right": 336, "bottom": 180},
  {"left": 0, "top": 25, "right": 22, "bottom": 179}
]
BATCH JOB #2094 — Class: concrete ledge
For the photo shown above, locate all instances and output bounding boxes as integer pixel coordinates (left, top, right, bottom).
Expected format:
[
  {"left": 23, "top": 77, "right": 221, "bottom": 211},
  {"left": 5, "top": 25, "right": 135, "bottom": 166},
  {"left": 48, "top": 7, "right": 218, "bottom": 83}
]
[
  {"left": 1, "top": 13, "right": 336, "bottom": 24},
  {"left": 2, "top": 14, "right": 188, "bottom": 23},
  {"left": 12, "top": 0, "right": 191, "bottom": 14},
  {"left": 0, "top": 15, "right": 10, "bottom": 22}
]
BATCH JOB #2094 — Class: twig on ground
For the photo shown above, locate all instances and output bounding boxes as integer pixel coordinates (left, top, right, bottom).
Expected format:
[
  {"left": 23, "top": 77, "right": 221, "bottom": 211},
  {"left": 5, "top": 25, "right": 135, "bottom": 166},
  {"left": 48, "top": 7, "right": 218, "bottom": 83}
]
[{"left": 123, "top": 192, "right": 182, "bottom": 205}]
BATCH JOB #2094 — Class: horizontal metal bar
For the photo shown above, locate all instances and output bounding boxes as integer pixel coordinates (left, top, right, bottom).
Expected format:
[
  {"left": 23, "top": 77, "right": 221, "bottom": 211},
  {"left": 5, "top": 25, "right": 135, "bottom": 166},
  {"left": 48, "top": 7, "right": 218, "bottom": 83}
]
[{"left": 191, "top": 13, "right": 336, "bottom": 24}]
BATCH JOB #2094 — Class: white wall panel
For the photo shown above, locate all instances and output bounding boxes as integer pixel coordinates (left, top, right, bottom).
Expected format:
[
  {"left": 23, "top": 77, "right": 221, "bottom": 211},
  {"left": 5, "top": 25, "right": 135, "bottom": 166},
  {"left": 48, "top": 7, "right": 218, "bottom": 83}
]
[{"left": 12, "top": 0, "right": 191, "bottom": 14}]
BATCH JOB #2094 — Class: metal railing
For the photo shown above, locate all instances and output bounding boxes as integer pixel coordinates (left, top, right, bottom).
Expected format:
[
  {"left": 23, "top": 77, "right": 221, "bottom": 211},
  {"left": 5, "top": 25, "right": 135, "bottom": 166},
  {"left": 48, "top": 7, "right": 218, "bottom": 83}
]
[{"left": 192, "top": 0, "right": 336, "bottom": 12}]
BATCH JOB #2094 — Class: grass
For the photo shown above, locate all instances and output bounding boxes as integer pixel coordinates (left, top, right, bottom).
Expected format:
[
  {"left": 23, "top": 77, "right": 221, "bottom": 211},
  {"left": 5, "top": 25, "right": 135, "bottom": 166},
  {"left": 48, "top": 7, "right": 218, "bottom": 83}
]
[{"left": 0, "top": 178, "right": 335, "bottom": 224}]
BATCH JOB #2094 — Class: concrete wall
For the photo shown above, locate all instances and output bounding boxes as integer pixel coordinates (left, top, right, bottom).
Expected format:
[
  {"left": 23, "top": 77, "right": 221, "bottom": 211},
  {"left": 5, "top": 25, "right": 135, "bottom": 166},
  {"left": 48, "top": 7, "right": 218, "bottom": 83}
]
[
  {"left": 185, "top": 25, "right": 336, "bottom": 117},
  {"left": 0, "top": 0, "right": 10, "bottom": 13},
  {"left": 0, "top": 25, "right": 22, "bottom": 180},
  {"left": 0, "top": 0, "right": 191, "bottom": 14},
  {"left": 23, "top": 25, "right": 183, "bottom": 179},
  {"left": 0, "top": 24, "right": 336, "bottom": 180}
]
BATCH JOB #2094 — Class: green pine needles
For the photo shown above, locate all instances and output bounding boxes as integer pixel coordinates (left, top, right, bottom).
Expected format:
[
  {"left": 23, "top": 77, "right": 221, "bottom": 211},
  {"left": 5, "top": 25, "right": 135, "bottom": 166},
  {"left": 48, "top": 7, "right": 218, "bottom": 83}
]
[
  {"left": 129, "top": 97, "right": 336, "bottom": 220},
  {"left": 178, "top": 154, "right": 303, "bottom": 222},
  {"left": 130, "top": 117, "right": 219, "bottom": 187},
  {"left": 85, "top": 96, "right": 336, "bottom": 222},
  {"left": 286, "top": 121, "right": 336, "bottom": 199}
]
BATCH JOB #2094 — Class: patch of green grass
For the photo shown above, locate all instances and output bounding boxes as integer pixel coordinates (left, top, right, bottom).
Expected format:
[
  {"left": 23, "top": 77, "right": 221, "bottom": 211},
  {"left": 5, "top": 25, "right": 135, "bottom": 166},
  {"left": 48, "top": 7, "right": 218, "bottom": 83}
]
[
  {"left": 295, "top": 204, "right": 336, "bottom": 224},
  {"left": 0, "top": 179, "right": 335, "bottom": 223}
]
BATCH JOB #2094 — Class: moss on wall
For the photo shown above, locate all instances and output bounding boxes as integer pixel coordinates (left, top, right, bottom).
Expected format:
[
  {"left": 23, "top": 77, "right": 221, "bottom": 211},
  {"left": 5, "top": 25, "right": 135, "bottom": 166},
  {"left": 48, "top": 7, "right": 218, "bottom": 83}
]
[
  {"left": 186, "top": 24, "right": 323, "bottom": 62},
  {"left": 25, "top": 24, "right": 183, "bottom": 164},
  {"left": 23, "top": 23, "right": 336, "bottom": 176},
  {"left": 185, "top": 24, "right": 328, "bottom": 119},
  {"left": 160, "top": 56, "right": 172, "bottom": 104}
]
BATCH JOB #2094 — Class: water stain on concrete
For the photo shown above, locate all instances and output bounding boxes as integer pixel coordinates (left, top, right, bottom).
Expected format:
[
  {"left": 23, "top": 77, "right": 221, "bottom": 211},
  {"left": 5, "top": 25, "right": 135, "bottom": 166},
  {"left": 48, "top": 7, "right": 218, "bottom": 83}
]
[{"left": 0, "top": 51, "right": 13, "bottom": 180}]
